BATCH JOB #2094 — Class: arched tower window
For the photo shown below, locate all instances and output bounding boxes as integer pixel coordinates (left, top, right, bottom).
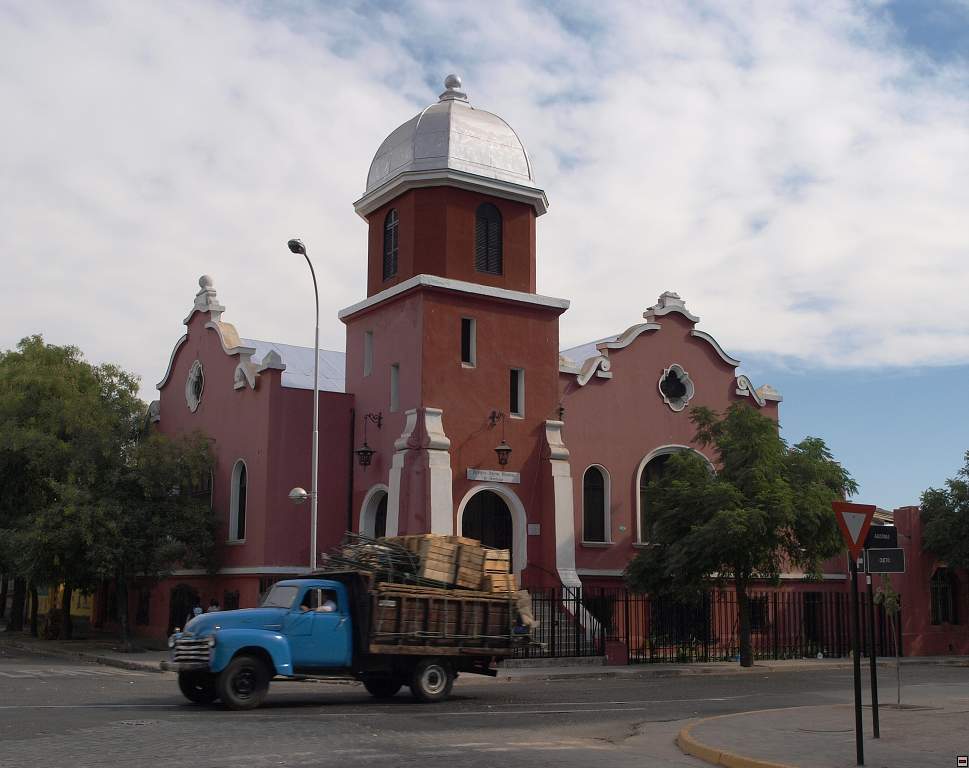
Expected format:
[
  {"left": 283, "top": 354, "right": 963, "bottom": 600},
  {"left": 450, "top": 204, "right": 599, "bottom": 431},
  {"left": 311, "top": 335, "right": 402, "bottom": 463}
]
[
  {"left": 382, "top": 208, "right": 399, "bottom": 280},
  {"left": 583, "top": 466, "right": 609, "bottom": 543},
  {"left": 474, "top": 203, "right": 502, "bottom": 275},
  {"left": 229, "top": 460, "right": 247, "bottom": 542}
]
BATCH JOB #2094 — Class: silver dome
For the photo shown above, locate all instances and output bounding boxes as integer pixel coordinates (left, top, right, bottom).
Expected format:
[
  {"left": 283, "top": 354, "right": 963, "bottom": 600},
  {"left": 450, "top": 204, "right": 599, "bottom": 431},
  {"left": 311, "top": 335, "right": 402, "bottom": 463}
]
[{"left": 365, "top": 76, "right": 536, "bottom": 194}]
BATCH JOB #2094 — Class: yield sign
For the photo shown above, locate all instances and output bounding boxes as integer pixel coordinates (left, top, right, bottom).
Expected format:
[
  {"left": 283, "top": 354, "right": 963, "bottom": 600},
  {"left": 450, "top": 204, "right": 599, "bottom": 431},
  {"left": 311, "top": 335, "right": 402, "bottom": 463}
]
[{"left": 832, "top": 501, "right": 876, "bottom": 559}]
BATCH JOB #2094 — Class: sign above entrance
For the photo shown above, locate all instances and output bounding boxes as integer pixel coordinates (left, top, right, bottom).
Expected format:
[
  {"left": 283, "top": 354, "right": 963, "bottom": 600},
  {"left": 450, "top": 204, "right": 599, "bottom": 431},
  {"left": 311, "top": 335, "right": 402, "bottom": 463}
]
[
  {"left": 467, "top": 468, "right": 521, "bottom": 484},
  {"left": 832, "top": 501, "right": 876, "bottom": 560}
]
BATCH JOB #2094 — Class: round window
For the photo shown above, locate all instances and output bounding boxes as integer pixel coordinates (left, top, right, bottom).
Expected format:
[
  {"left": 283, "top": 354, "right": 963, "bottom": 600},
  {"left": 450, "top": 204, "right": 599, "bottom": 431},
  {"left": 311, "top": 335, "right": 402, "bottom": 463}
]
[
  {"left": 186, "top": 360, "right": 204, "bottom": 412},
  {"left": 658, "top": 364, "right": 694, "bottom": 412}
]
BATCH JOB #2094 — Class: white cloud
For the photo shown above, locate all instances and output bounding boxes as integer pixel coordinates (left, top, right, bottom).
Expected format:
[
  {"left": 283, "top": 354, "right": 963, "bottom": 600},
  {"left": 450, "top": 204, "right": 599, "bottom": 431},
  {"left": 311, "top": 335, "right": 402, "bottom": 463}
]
[{"left": 1, "top": 1, "right": 967, "bottom": 398}]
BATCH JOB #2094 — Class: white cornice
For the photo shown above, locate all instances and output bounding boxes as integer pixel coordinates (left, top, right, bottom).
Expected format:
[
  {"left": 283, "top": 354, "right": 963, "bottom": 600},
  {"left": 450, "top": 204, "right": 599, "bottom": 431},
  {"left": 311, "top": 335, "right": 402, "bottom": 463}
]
[
  {"left": 338, "top": 273, "right": 569, "bottom": 320},
  {"left": 690, "top": 330, "right": 741, "bottom": 367},
  {"left": 157, "top": 334, "right": 188, "bottom": 390},
  {"left": 353, "top": 168, "right": 549, "bottom": 219},
  {"left": 169, "top": 566, "right": 306, "bottom": 576},
  {"left": 597, "top": 322, "right": 661, "bottom": 352}
]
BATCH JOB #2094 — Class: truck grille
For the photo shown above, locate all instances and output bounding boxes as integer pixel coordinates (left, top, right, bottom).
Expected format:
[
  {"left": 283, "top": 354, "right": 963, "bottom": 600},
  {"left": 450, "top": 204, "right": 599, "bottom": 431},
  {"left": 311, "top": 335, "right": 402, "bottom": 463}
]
[{"left": 172, "top": 636, "right": 211, "bottom": 664}]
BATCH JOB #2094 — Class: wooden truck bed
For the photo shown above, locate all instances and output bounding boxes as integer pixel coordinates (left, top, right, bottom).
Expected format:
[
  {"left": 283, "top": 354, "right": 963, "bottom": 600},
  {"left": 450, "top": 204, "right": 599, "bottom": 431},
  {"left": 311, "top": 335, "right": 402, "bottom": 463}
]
[{"left": 368, "top": 582, "right": 520, "bottom": 657}]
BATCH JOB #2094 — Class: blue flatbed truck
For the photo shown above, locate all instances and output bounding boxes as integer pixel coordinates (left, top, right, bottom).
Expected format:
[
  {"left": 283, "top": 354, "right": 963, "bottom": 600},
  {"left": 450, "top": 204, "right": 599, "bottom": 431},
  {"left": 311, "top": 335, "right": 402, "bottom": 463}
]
[{"left": 162, "top": 570, "right": 525, "bottom": 708}]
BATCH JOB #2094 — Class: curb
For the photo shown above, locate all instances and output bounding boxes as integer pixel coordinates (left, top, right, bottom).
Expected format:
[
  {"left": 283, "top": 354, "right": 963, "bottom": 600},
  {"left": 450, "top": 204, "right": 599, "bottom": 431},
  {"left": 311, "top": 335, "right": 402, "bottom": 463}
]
[
  {"left": 1, "top": 639, "right": 166, "bottom": 674},
  {"left": 676, "top": 707, "right": 805, "bottom": 768},
  {"left": 498, "top": 660, "right": 886, "bottom": 682}
]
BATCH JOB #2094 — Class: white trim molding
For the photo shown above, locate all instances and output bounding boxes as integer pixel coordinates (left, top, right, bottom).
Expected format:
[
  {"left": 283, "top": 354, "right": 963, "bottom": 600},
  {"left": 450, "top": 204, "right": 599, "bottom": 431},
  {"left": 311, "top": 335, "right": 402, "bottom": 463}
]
[
  {"left": 228, "top": 459, "right": 248, "bottom": 543},
  {"left": 635, "top": 445, "right": 715, "bottom": 543},
  {"left": 596, "top": 322, "right": 661, "bottom": 352},
  {"left": 359, "top": 483, "right": 390, "bottom": 538},
  {"left": 644, "top": 291, "right": 700, "bottom": 323},
  {"left": 690, "top": 330, "right": 741, "bottom": 367},
  {"left": 575, "top": 568, "right": 624, "bottom": 577},
  {"left": 170, "top": 566, "right": 306, "bottom": 577},
  {"left": 185, "top": 360, "right": 204, "bottom": 413},
  {"left": 338, "top": 273, "right": 569, "bottom": 321},
  {"left": 735, "top": 375, "right": 784, "bottom": 406},
  {"left": 157, "top": 334, "right": 189, "bottom": 390},
  {"left": 658, "top": 363, "right": 695, "bottom": 412},
  {"left": 353, "top": 167, "right": 549, "bottom": 219},
  {"left": 455, "top": 483, "right": 529, "bottom": 576},
  {"left": 544, "top": 420, "right": 581, "bottom": 588}
]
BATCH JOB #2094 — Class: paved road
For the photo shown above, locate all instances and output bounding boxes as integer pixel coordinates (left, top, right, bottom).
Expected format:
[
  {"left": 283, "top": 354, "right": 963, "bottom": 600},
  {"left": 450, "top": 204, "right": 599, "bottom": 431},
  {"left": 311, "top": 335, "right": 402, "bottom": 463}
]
[{"left": 1, "top": 645, "right": 966, "bottom": 768}]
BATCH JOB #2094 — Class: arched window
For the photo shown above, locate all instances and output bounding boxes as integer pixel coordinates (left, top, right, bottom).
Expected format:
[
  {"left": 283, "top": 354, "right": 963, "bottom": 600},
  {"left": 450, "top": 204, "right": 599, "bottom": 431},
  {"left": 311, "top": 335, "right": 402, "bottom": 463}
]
[
  {"left": 474, "top": 203, "right": 502, "bottom": 275},
  {"left": 639, "top": 453, "right": 671, "bottom": 543},
  {"left": 229, "top": 460, "right": 247, "bottom": 542},
  {"left": 583, "top": 466, "right": 608, "bottom": 543},
  {"left": 382, "top": 208, "right": 399, "bottom": 280}
]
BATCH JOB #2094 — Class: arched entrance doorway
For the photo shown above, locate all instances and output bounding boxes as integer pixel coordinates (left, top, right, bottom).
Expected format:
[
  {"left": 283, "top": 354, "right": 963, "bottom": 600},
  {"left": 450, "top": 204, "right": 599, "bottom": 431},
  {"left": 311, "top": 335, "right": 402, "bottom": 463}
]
[
  {"left": 462, "top": 490, "right": 513, "bottom": 558},
  {"left": 361, "top": 486, "right": 390, "bottom": 539}
]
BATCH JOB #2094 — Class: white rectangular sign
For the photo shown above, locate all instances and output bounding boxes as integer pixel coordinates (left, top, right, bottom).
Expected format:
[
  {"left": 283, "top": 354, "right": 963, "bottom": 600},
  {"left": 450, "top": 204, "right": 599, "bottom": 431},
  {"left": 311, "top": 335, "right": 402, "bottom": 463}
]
[{"left": 466, "top": 468, "right": 521, "bottom": 484}]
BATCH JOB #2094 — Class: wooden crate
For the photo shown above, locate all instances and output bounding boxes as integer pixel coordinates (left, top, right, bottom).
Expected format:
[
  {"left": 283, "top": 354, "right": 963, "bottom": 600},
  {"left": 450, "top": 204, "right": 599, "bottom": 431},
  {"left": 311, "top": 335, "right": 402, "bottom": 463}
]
[{"left": 484, "top": 573, "right": 518, "bottom": 593}]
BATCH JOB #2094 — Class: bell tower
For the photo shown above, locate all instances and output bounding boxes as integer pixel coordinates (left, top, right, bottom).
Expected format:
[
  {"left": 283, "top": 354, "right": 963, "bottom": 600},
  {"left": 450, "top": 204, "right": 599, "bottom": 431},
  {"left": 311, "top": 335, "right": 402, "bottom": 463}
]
[{"left": 341, "top": 76, "right": 572, "bottom": 588}]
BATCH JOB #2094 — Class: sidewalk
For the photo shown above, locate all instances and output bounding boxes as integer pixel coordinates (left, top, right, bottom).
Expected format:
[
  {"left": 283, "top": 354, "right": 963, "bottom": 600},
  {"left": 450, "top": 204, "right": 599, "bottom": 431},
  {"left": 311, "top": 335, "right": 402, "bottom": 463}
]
[
  {"left": 678, "top": 698, "right": 969, "bottom": 768},
  {"left": 2, "top": 627, "right": 966, "bottom": 681}
]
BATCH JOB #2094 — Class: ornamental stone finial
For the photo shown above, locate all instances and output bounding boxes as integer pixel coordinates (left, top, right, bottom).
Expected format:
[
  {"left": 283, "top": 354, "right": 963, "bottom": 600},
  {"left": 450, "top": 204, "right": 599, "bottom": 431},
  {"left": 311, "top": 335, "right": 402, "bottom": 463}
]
[
  {"left": 439, "top": 73, "right": 468, "bottom": 102},
  {"left": 192, "top": 274, "right": 225, "bottom": 321}
]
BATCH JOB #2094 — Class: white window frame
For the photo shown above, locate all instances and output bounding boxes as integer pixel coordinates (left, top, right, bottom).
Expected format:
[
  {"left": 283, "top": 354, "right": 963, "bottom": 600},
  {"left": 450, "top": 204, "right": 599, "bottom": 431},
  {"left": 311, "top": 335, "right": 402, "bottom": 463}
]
[
  {"left": 634, "top": 445, "right": 715, "bottom": 544},
  {"left": 581, "top": 464, "right": 611, "bottom": 546},
  {"left": 228, "top": 459, "right": 248, "bottom": 543},
  {"left": 461, "top": 317, "right": 476, "bottom": 368},
  {"left": 363, "top": 330, "right": 374, "bottom": 377},
  {"left": 510, "top": 368, "right": 524, "bottom": 418},
  {"left": 390, "top": 363, "right": 400, "bottom": 413}
]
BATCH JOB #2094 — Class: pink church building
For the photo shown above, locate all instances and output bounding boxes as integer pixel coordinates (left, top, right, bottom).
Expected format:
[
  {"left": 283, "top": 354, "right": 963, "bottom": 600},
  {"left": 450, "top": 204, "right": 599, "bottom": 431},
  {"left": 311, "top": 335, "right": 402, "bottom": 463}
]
[{"left": 115, "top": 76, "right": 965, "bottom": 656}]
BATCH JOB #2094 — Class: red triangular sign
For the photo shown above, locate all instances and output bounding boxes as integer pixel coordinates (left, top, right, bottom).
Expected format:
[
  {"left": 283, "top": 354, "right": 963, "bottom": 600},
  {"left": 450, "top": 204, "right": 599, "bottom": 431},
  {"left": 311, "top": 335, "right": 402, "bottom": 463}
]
[{"left": 832, "top": 501, "right": 876, "bottom": 559}]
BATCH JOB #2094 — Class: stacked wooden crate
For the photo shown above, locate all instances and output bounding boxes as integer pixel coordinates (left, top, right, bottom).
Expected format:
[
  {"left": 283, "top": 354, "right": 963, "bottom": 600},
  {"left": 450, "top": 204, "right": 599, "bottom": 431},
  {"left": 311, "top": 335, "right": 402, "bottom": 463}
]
[
  {"left": 386, "top": 535, "right": 458, "bottom": 585},
  {"left": 448, "top": 536, "right": 486, "bottom": 590},
  {"left": 483, "top": 549, "right": 517, "bottom": 593}
]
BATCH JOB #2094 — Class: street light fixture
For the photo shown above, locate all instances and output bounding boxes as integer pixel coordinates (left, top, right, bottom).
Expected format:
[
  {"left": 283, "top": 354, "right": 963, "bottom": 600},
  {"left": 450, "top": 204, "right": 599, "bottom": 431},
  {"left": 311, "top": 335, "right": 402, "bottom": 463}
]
[{"left": 288, "top": 237, "right": 319, "bottom": 571}]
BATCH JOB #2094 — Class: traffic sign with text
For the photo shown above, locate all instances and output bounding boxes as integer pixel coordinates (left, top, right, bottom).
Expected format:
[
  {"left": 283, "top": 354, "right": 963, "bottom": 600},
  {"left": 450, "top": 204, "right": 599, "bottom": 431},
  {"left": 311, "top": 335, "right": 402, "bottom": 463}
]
[
  {"left": 864, "top": 525, "right": 898, "bottom": 550},
  {"left": 865, "top": 547, "right": 905, "bottom": 574}
]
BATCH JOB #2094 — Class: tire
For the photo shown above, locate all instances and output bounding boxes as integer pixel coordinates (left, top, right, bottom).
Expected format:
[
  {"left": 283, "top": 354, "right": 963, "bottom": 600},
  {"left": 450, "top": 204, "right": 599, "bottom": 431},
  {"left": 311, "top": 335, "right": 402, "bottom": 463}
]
[
  {"left": 177, "top": 671, "right": 218, "bottom": 705},
  {"left": 362, "top": 676, "right": 403, "bottom": 699},
  {"left": 216, "top": 654, "right": 271, "bottom": 710},
  {"left": 409, "top": 658, "right": 454, "bottom": 703}
]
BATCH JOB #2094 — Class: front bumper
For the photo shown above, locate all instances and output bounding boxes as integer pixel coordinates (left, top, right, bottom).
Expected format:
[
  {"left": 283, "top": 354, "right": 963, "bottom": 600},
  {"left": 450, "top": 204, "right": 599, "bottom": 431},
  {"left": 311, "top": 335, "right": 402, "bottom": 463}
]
[{"left": 160, "top": 660, "right": 210, "bottom": 673}]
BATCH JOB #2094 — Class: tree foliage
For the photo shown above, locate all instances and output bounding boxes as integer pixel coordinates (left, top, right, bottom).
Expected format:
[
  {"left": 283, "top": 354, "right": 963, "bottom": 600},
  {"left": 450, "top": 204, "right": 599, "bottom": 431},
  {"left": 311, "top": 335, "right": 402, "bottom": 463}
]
[
  {"left": 626, "top": 403, "right": 857, "bottom": 666},
  {"left": 920, "top": 451, "right": 969, "bottom": 570},
  {"left": 0, "top": 336, "right": 217, "bottom": 642}
]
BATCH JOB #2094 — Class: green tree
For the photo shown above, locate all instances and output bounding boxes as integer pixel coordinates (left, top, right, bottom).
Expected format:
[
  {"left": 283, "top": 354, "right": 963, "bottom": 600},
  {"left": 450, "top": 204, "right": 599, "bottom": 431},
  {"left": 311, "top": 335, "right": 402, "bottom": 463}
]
[
  {"left": 626, "top": 403, "right": 857, "bottom": 667},
  {"left": 920, "top": 451, "right": 969, "bottom": 570},
  {"left": 87, "top": 431, "right": 217, "bottom": 647}
]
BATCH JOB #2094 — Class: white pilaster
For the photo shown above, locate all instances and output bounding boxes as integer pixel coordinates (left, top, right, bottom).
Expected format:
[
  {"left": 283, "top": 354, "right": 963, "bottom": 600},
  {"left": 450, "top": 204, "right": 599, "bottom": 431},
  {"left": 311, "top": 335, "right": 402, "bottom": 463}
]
[
  {"left": 545, "top": 420, "right": 581, "bottom": 589},
  {"left": 423, "top": 407, "right": 454, "bottom": 535},
  {"left": 387, "top": 409, "right": 418, "bottom": 537}
]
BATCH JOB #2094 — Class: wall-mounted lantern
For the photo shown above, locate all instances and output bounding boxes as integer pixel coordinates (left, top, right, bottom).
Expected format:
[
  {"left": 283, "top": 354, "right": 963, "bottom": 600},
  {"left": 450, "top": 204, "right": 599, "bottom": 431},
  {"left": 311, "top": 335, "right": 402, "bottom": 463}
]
[
  {"left": 488, "top": 410, "right": 512, "bottom": 467},
  {"left": 355, "top": 412, "right": 383, "bottom": 467}
]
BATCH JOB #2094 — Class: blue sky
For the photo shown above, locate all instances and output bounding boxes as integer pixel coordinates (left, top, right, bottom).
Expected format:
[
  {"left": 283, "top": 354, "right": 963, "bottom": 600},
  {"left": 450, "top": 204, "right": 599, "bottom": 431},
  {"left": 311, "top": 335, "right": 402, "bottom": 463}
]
[{"left": 1, "top": 0, "right": 967, "bottom": 509}]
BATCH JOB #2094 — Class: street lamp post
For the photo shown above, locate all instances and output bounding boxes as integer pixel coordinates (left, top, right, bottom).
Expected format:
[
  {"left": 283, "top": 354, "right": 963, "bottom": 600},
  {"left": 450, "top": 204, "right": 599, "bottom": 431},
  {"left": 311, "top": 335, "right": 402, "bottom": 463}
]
[{"left": 287, "top": 238, "right": 319, "bottom": 571}]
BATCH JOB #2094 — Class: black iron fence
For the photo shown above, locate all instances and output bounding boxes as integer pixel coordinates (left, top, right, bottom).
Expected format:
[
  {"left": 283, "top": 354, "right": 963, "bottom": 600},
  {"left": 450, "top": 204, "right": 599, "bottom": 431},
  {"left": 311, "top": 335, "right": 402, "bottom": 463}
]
[{"left": 517, "top": 586, "right": 901, "bottom": 663}]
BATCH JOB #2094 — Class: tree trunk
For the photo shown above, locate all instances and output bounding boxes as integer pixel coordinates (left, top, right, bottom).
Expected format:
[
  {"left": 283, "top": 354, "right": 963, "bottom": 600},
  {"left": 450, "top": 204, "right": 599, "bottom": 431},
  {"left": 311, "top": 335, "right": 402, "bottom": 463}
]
[
  {"left": 0, "top": 574, "right": 8, "bottom": 619},
  {"left": 8, "top": 578, "right": 26, "bottom": 632},
  {"left": 28, "top": 585, "right": 38, "bottom": 637},
  {"left": 117, "top": 574, "right": 131, "bottom": 650},
  {"left": 61, "top": 584, "right": 74, "bottom": 641},
  {"left": 735, "top": 577, "right": 753, "bottom": 667}
]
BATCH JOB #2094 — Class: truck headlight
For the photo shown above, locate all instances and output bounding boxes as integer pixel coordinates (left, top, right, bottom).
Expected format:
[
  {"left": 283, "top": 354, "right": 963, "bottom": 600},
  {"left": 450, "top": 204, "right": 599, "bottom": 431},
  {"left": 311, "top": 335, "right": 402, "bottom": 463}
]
[
  {"left": 207, "top": 635, "right": 216, "bottom": 648},
  {"left": 167, "top": 635, "right": 176, "bottom": 649}
]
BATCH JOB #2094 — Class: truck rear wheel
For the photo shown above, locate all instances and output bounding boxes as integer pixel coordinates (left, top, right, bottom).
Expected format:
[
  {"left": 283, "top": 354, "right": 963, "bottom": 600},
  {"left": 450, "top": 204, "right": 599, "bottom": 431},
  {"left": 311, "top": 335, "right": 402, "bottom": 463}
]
[
  {"left": 362, "top": 676, "right": 403, "bottom": 699},
  {"left": 217, "top": 655, "right": 271, "bottom": 710},
  {"left": 178, "top": 671, "right": 217, "bottom": 705},
  {"left": 409, "top": 658, "right": 454, "bottom": 703}
]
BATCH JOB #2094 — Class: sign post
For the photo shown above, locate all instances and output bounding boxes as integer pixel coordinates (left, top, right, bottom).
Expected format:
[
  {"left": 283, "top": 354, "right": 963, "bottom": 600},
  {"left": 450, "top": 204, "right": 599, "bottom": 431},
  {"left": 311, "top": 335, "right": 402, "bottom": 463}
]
[
  {"left": 865, "top": 562, "right": 880, "bottom": 739},
  {"left": 833, "top": 501, "right": 876, "bottom": 766}
]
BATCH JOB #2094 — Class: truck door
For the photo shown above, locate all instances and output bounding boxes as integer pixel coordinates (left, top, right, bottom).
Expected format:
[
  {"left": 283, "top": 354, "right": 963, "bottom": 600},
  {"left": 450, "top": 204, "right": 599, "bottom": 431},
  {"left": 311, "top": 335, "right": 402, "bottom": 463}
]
[{"left": 285, "top": 586, "right": 352, "bottom": 670}]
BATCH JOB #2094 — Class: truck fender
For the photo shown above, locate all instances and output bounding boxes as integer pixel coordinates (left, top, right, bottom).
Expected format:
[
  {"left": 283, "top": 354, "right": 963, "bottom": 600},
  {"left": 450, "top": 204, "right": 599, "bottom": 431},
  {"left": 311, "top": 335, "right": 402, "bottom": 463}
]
[{"left": 209, "top": 629, "right": 293, "bottom": 676}]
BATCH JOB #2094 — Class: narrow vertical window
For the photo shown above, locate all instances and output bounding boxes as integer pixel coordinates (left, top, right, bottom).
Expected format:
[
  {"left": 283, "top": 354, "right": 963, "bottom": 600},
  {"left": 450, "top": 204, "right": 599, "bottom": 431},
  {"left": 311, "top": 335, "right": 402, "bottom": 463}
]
[
  {"left": 583, "top": 466, "right": 607, "bottom": 543},
  {"left": 383, "top": 209, "right": 399, "bottom": 280},
  {"left": 363, "top": 331, "right": 374, "bottom": 377},
  {"left": 474, "top": 203, "right": 502, "bottom": 275},
  {"left": 509, "top": 368, "right": 524, "bottom": 417},
  {"left": 461, "top": 317, "right": 476, "bottom": 366},
  {"left": 229, "top": 460, "right": 247, "bottom": 542},
  {"left": 390, "top": 363, "right": 400, "bottom": 413}
]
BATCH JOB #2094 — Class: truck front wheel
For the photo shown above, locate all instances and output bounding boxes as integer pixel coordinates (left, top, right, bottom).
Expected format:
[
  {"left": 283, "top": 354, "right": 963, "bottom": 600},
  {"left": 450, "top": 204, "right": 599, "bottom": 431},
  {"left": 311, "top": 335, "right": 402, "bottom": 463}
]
[
  {"left": 409, "top": 658, "right": 454, "bottom": 703},
  {"left": 217, "top": 655, "right": 271, "bottom": 710},
  {"left": 178, "top": 671, "right": 217, "bottom": 705},
  {"left": 362, "top": 676, "right": 403, "bottom": 699}
]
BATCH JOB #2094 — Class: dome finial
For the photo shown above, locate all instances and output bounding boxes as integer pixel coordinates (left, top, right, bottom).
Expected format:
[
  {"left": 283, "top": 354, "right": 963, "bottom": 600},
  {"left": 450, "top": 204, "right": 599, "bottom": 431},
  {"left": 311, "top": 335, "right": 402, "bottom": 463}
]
[{"left": 439, "top": 73, "right": 468, "bottom": 103}]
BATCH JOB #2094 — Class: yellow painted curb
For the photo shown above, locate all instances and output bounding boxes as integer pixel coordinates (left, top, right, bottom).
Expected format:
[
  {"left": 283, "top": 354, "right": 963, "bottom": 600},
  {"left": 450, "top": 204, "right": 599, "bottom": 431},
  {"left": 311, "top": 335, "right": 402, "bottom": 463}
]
[{"left": 676, "top": 708, "right": 805, "bottom": 768}]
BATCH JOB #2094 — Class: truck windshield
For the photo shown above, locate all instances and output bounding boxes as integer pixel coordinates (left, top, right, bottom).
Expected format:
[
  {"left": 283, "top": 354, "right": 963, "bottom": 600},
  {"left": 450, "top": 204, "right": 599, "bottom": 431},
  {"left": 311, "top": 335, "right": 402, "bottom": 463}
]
[{"left": 260, "top": 585, "right": 299, "bottom": 609}]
